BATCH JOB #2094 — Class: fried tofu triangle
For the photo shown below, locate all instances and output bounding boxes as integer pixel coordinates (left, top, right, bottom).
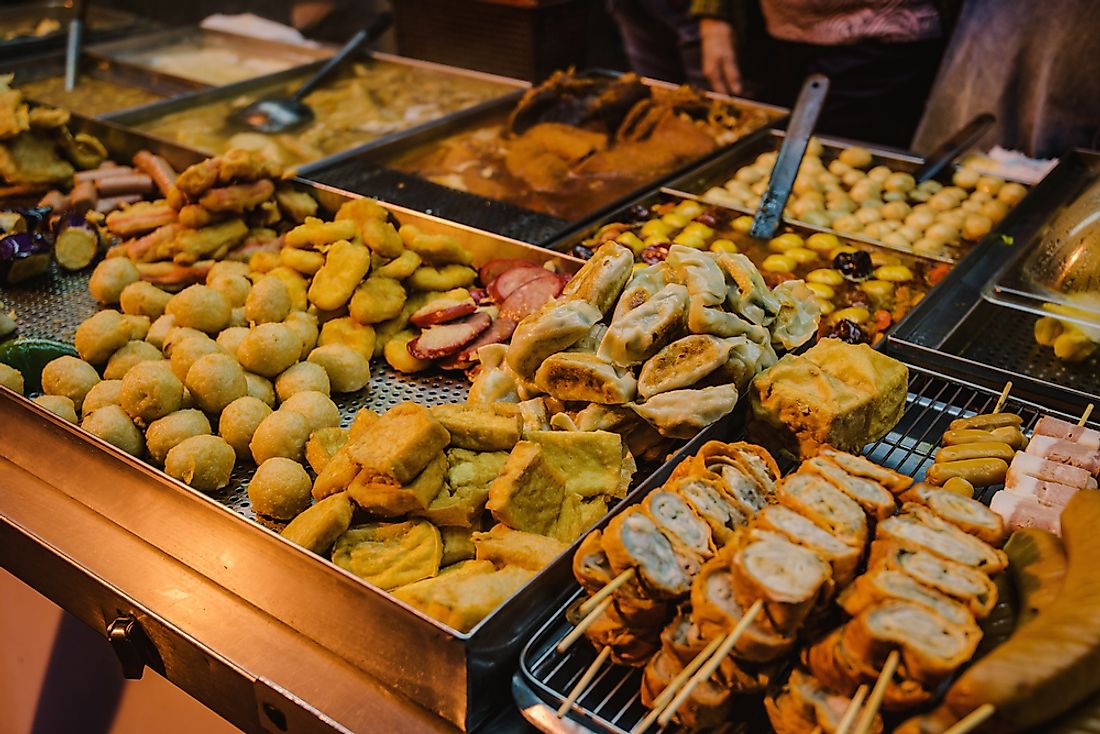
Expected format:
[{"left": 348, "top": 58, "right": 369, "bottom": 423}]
[
  {"left": 430, "top": 403, "right": 521, "bottom": 451},
  {"left": 346, "top": 402, "right": 450, "bottom": 485},
  {"left": 394, "top": 561, "right": 535, "bottom": 632},
  {"left": 472, "top": 524, "right": 568, "bottom": 572},
  {"left": 486, "top": 441, "right": 566, "bottom": 534}
]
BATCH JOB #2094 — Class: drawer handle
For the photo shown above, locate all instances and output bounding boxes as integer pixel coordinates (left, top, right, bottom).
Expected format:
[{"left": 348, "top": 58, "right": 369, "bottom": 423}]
[{"left": 107, "top": 614, "right": 149, "bottom": 680}]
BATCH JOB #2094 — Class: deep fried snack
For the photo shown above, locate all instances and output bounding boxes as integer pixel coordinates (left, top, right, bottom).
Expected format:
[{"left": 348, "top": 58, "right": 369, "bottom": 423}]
[
  {"left": 164, "top": 434, "right": 235, "bottom": 492},
  {"left": 281, "top": 492, "right": 354, "bottom": 554},
  {"left": 146, "top": 408, "right": 212, "bottom": 464},
  {"left": 486, "top": 441, "right": 566, "bottom": 534},
  {"left": 332, "top": 520, "right": 443, "bottom": 590},
  {"left": 249, "top": 456, "right": 312, "bottom": 519},
  {"left": 42, "top": 355, "right": 100, "bottom": 412},
  {"left": 346, "top": 402, "right": 450, "bottom": 485},
  {"left": 430, "top": 403, "right": 522, "bottom": 451},
  {"left": 81, "top": 405, "right": 144, "bottom": 457}
]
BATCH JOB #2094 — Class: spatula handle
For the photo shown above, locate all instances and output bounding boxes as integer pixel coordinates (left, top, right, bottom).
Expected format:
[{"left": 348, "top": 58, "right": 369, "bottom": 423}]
[{"left": 293, "top": 12, "right": 394, "bottom": 101}]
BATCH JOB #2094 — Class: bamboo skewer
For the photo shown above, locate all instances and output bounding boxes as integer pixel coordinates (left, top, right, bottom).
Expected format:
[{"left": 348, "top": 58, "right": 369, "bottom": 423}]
[
  {"left": 833, "top": 684, "right": 869, "bottom": 734},
  {"left": 556, "top": 646, "right": 612, "bottom": 717},
  {"left": 556, "top": 597, "right": 612, "bottom": 654},
  {"left": 579, "top": 568, "right": 635, "bottom": 616},
  {"left": 943, "top": 703, "right": 996, "bottom": 734},
  {"left": 630, "top": 634, "right": 725, "bottom": 734},
  {"left": 993, "top": 381, "right": 1013, "bottom": 413},
  {"left": 657, "top": 599, "right": 765, "bottom": 728},
  {"left": 1079, "top": 403, "right": 1094, "bottom": 427},
  {"left": 852, "top": 649, "right": 899, "bottom": 734}
]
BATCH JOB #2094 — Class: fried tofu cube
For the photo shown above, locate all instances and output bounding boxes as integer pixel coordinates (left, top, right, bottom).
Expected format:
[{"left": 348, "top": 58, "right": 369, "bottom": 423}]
[
  {"left": 486, "top": 441, "right": 566, "bottom": 535},
  {"left": 440, "top": 526, "right": 476, "bottom": 566},
  {"left": 346, "top": 402, "right": 450, "bottom": 484},
  {"left": 551, "top": 492, "right": 609, "bottom": 543},
  {"left": 312, "top": 447, "right": 359, "bottom": 500},
  {"left": 348, "top": 408, "right": 380, "bottom": 441},
  {"left": 472, "top": 524, "right": 568, "bottom": 571},
  {"left": 414, "top": 448, "right": 508, "bottom": 526},
  {"left": 305, "top": 426, "right": 349, "bottom": 474},
  {"left": 528, "top": 429, "right": 624, "bottom": 499},
  {"left": 431, "top": 403, "right": 522, "bottom": 451},
  {"left": 347, "top": 452, "right": 446, "bottom": 517},
  {"left": 393, "top": 561, "right": 535, "bottom": 632},
  {"left": 281, "top": 492, "right": 353, "bottom": 554},
  {"left": 331, "top": 520, "right": 442, "bottom": 590}
]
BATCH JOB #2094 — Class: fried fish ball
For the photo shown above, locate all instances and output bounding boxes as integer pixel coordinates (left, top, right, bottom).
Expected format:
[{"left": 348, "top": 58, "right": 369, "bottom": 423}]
[
  {"left": 250, "top": 409, "right": 312, "bottom": 464},
  {"left": 245, "top": 275, "right": 292, "bottom": 324},
  {"left": 34, "top": 394, "right": 77, "bottom": 423},
  {"left": 0, "top": 363, "right": 25, "bottom": 394},
  {"left": 207, "top": 274, "right": 251, "bottom": 308},
  {"left": 962, "top": 213, "right": 993, "bottom": 241},
  {"left": 236, "top": 323, "right": 301, "bottom": 378},
  {"left": 185, "top": 353, "right": 248, "bottom": 414},
  {"left": 206, "top": 261, "right": 250, "bottom": 282},
  {"left": 89, "top": 258, "right": 140, "bottom": 305},
  {"left": 75, "top": 309, "right": 132, "bottom": 365},
  {"left": 41, "top": 355, "right": 100, "bottom": 412},
  {"left": 264, "top": 267, "right": 309, "bottom": 312},
  {"left": 952, "top": 167, "right": 981, "bottom": 189},
  {"left": 164, "top": 434, "right": 235, "bottom": 492},
  {"left": 219, "top": 396, "right": 273, "bottom": 459},
  {"left": 146, "top": 408, "right": 212, "bottom": 464},
  {"left": 839, "top": 146, "right": 873, "bottom": 169},
  {"left": 80, "top": 405, "right": 143, "bottom": 456},
  {"left": 103, "top": 341, "right": 164, "bottom": 381},
  {"left": 318, "top": 317, "right": 375, "bottom": 360},
  {"left": 304, "top": 426, "right": 349, "bottom": 473},
  {"left": 119, "top": 281, "right": 172, "bottom": 319},
  {"left": 169, "top": 335, "right": 223, "bottom": 382},
  {"left": 215, "top": 326, "right": 249, "bottom": 359},
  {"left": 249, "top": 457, "right": 312, "bottom": 519},
  {"left": 280, "top": 390, "right": 340, "bottom": 433},
  {"left": 165, "top": 285, "right": 232, "bottom": 334},
  {"left": 998, "top": 182, "right": 1027, "bottom": 205},
  {"left": 120, "top": 361, "right": 184, "bottom": 424},
  {"left": 283, "top": 311, "right": 319, "bottom": 359},
  {"left": 913, "top": 237, "right": 947, "bottom": 257},
  {"left": 245, "top": 372, "right": 276, "bottom": 407},
  {"left": 145, "top": 314, "right": 176, "bottom": 350},
  {"left": 349, "top": 277, "right": 406, "bottom": 324},
  {"left": 307, "top": 344, "right": 370, "bottom": 393},
  {"left": 275, "top": 361, "right": 331, "bottom": 401},
  {"left": 123, "top": 315, "right": 151, "bottom": 342}
]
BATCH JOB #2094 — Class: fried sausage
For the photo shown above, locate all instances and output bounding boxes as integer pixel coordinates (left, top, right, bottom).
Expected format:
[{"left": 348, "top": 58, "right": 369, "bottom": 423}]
[
  {"left": 942, "top": 426, "right": 1027, "bottom": 450},
  {"left": 948, "top": 413, "right": 1024, "bottom": 432},
  {"left": 935, "top": 442, "right": 1016, "bottom": 464},
  {"left": 942, "top": 477, "right": 975, "bottom": 498},
  {"left": 1005, "top": 528, "right": 1066, "bottom": 629},
  {"left": 926, "top": 458, "right": 1008, "bottom": 488}
]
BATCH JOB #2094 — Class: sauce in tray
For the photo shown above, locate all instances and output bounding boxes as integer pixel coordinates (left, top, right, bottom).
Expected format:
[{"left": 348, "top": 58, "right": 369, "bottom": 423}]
[{"left": 18, "top": 75, "right": 164, "bottom": 116}]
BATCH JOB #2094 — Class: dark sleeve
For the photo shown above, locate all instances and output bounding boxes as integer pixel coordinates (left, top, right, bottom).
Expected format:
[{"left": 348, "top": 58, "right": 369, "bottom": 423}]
[{"left": 690, "top": 0, "right": 732, "bottom": 18}]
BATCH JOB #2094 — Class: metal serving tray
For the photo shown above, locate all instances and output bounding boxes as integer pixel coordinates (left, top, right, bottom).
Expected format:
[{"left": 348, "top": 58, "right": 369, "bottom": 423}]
[
  {"left": 0, "top": 1, "right": 150, "bottom": 61},
  {"left": 889, "top": 150, "right": 1100, "bottom": 411},
  {"left": 511, "top": 363, "right": 1100, "bottom": 734},
  {"left": 303, "top": 73, "right": 787, "bottom": 246}
]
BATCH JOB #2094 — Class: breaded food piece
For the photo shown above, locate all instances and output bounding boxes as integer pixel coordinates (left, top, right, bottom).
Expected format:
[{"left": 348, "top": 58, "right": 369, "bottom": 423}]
[
  {"left": 414, "top": 448, "right": 509, "bottom": 526},
  {"left": 346, "top": 402, "right": 450, "bottom": 485},
  {"left": 218, "top": 397, "right": 270, "bottom": 460},
  {"left": 527, "top": 429, "right": 624, "bottom": 499},
  {"left": 348, "top": 451, "right": 446, "bottom": 517},
  {"left": 552, "top": 492, "right": 608, "bottom": 543},
  {"left": 472, "top": 524, "right": 568, "bottom": 571},
  {"left": 281, "top": 492, "right": 354, "bottom": 554},
  {"left": 0, "top": 362, "right": 24, "bottom": 394},
  {"left": 430, "top": 403, "right": 522, "bottom": 451},
  {"left": 348, "top": 408, "right": 380, "bottom": 440},
  {"left": 312, "top": 447, "right": 359, "bottom": 500},
  {"left": 82, "top": 379, "right": 122, "bottom": 413},
  {"left": 803, "top": 339, "right": 908, "bottom": 442},
  {"left": 249, "top": 457, "right": 311, "bottom": 519},
  {"left": 304, "top": 426, "right": 349, "bottom": 474},
  {"left": 332, "top": 520, "right": 442, "bottom": 590},
  {"left": 393, "top": 561, "right": 535, "bottom": 632},
  {"left": 165, "top": 435, "right": 235, "bottom": 492},
  {"left": 42, "top": 355, "right": 100, "bottom": 412},
  {"left": 440, "top": 526, "right": 476, "bottom": 566},
  {"left": 399, "top": 225, "right": 472, "bottom": 266},
  {"left": 34, "top": 394, "right": 77, "bottom": 423},
  {"left": 146, "top": 409, "right": 212, "bottom": 464},
  {"left": 82, "top": 405, "right": 144, "bottom": 457},
  {"left": 486, "top": 441, "right": 566, "bottom": 535}
]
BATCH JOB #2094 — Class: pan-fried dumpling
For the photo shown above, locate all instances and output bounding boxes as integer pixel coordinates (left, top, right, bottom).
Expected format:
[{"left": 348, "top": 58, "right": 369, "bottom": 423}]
[
  {"left": 534, "top": 352, "right": 638, "bottom": 404},
  {"left": 613, "top": 263, "right": 667, "bottom": 322},
  {"left": 718, "top": 253, "right": 780, "bottom": 326},
  {"left": 568, "top": 322, "right": 608, "bottom": 354},
  {"left": 506, "top": 299, "right": 602, "bottom": 378},
  {"left": 561, "top": 242, "right": 634, "bottom": 315},
  {"left": 467, "top": 344, "right": 519, "bottom": 404},
  {"left": 687, "top": 299, "right": 770, "bottom": 343},
  {"left": 598, "top": 283, "right": 688, "bottom": 367},
  {"left": 715, "top": 336, "right": 778, "bottom": 391},
  {"left": 629, "top": 384, "right": 739, "bottom": 438},
  {"left": 665, "top": 245, "right": 726, "bottom": 306},
  {"left": 637, "top": 334, "right": 733, "bottom": 399},
  {"left": 771, "top": 280, "right": 820, "bottom": 350}
]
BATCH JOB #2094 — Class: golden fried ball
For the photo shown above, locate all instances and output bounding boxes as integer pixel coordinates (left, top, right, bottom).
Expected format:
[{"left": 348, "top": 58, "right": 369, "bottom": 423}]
[
  {"left": 119, "top": 281, "right": 172, "bottom": 320},
  {"left": 952, "top": 167, "right": 980, "bottom": 189},
  {"left": 913, "top": 237, "right": 947, "bottom": 257},
  {"left": 208, "top": 274, "right": 252, "bottom": 309},
  {"left": 123, "top": 315, "right": 151, "bottom": 341},
  {"left": 89, "top": 258, "right": 140, "bottom": 305},
  {"left": 206, "top": 260, "right": 251, "bottom": 282},
  {"left": 164, "top": 434, "right": 236, "bottom": 492},
  {"left": 245, "top": 276, "right": 292, "bottom": 325},
  {"left": 120, "top": 360, "right": 184, "bottom": 424},
  {"left": 998, "top": 182, "right": 1027, "bottom": 205},
  {"left": 219, "top": 396, "right": 273, "bottom": 460},
  {"left": 229, "top": 307, "right": 247, "bottom": 328},
  {"left": 165, "top": 285, "right": 232, "bottom": 334},
  {"left": 275, "top": 362, "right": 331, "bottom": 401},
  {"left": 33, "top": 394, "right": 77, "bottom": 423},
  {"left": 284, "top": 311, "right": 319, "bottom": 359},
  {"left": 41, "top": 355, "right": 100, "bottom": 412},
  {"left": 169, "top": 335, "right": 224, "bottom": 382},
  {"left": 81, "top": 405, "right": 144, "bottom": 457},
  {"left": 103, "top": 340, "right": 164, "bottom": 381},
  {"left": 216, "top": 326, "right": 249, "bottom": 359},
  {"left": 962, "top": 213, "right": 993, "bottom": 241},
  {"left": 307, "top": 344, "right": 370, "bottom": 393},
  {"left": 881, "top": 200, "right": 911, "bottom": 222},
  {"left": 981, "top": 199, "right": 1010, "bottom": 222},
  {"left": 244, "top": 372, "right": 276, "bottom": 407},
  {"left": 162, "top": 326, "right": 208, "bottom": 355},
  {"left": 250, "top": 409, "right": 311, "bottom": 464},
  {"left": 838, "top": 146, "right": 873, "bottom": 169},
  {"left": 75, "top": 309, "right": 132, "bottom": 365},
  {"left": 0, "top": 362, "right": 25, "bottom": 394},
  {"left": 145, "top": 314, "right": 176, "bottom": 350},
  {"left": 248, "top": 457, "right": 311, "bottom": 519},
  {"left": 237, "top": 323, "right": 301, "bottom": 377},
  {"left": 185, "top": 353, "right": 248, "bottom": 414},
  {"left": 82, "top": 379, "right": 122, "bottom": 413},
  {"left": 145, "top": 409, "right": 212, "bottom": 464},
  {"left": 883, "top": 172, "right": 916, "bottom": 193},
  {"left": 280, "top": 390, "right": 340, "bottom": 433}
]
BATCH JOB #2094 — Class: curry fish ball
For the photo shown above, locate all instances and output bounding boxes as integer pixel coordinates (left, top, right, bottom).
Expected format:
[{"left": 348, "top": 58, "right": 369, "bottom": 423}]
[
  {"left": 284, "top": 311, "right": 319, "bottom": 359},
  {"left": 952, "top": 167, "right": 981, "bottom": 189},
  {"left": 169, "top": 335, "right": 224, "bottom": 382},
  {"left": 245, "top": 276, "right": 292, "bottom": 325},
  {"left": 913, "top": 237, "right": 948, "bottom": 257},
  {"left": 976, "top": 176, "right": 1004, "bottom": 195},
  {"left": 208, "top": 274, "right": 252, "bottom": 308},
  {"left": 104, "top": 340, "right": 164, "bottom": 381},
  {"left": 123, "top": 315, "right": 151, "bottom": 341},
  {"left": 998, "top": 182, "right": 1027, "bottom": 205},
  {"left": 0, "top": 363, "right": 24, "bottom": 394},
  {"left": 81, "top": 405, "right": 144, "bottom": 457},
  {"left": 245, "top": 372, "right": 277, "bottom": 407},
  {"left": 163, "top": 326, "right": 209, "bottom": 355},
  {"left": 867, "top": 165, "right": 892, "bottom": 183},
  {"left": 120, "top": 360, "right": 184, "bottom": 424},
  {"left": 925, "top": 222, "right": 959, "bottom": 243},
  {"left": 82, "top": 379, "right": 122, "bottom": 413},
  {"left": 275, "top": 361, "right": 331, "bottom": 401},
  {"left": 219, "top": 396, "right": 273, "bottom": 460},
  {"left": 250, "top": 409, "right": 312, "bottom": 464},
  {"left": 229, "top": 307, "right": 247, "bottom": 328},
  {"left": 849, "top": 179, "right": 881, "bottom": 204},
  {"left": 838, "top": 146, "right": 873, "bottom": 169},
  {"left": 248, "top": 457, "right": 311, "bottom": 520},
  {"left": 41, "top": 356, "right": 100, "bottom": 412},
  {"left": 884, "top": 172, "right": 916, "bottom": 193},
  {"left": 881, "top": 200, "right": 911, "bottom": 221},
  {"left": 89, "top": 258, "right": 140, "bottom": 305},
  {"left": 280, "top": 390, "right": 340, "bottom": 433},
  {"left": 34, "top": 395, "right": 77, "bottom": 423},
  {"left": 164, "top": 435, "right": 236, "bottom": 492},
  {"left": 185, "top": 353, "right": 248, "bottom": 414},
  {"left": 216, "top": 326, "right": 250, "bottom": 359},
  {"left": 119, "top": 281, "right": 172, "bottom": 319},
  {"left": 75, "top": 309, "right": 132, "bottom": 365},
  {"left": 145, "top": 409, "right": 213, "bottom": 464},
  {"left": 982, "top": 199, "right": 1010, "bottom": 222},
  {"left": 307, "top": 344, "right": 370, "bottom": 393},
  {"left": 238, "top": 323, "right": 301, "bottom": 377},
  {"left": 962, "top": 213, "right": 993, "bottom": 241},
  {"left": 165, "top": 285, "right": 232, "bottom": 334}
]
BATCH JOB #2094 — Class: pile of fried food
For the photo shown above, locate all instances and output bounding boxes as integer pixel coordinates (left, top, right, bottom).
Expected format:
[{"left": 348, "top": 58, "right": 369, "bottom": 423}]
[
  {"left": 1034, "top": 303, "right": 1100, "bottom": 363},
  {"left": 701, "top": 140, "right": 1029, "bottom": 259},
  {"left": 569, "top": 438, "right": 1011, "bottom": 732}
]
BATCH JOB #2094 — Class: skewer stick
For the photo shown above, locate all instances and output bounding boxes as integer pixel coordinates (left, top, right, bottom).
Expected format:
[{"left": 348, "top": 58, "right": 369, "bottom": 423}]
[
  {"left": 993, "top": 381, "right": 1013, "bottom": 413},
  {"left": 852, "top": 649, "right": 900, "bottom": 734},
  {"left": 943, "top": 703, "right": 996, "bottom": 734},
  {"left": 556, "top": 646, "right": 612, "bottom": 717},
  {"left": 1079, "top": 403, "right": 1094, "bottom": 427},
  {"left": 833, "top": 684, "right": 869, "bottom": 734},
  {"left": 556, "top": 597, "right": 612, "bottom": 654},
  {"left": 630, "top": 634, "right": 725, "bottom": 734},
  {"left": 657, "top": 599, "right": 765, "bottom": 728},
  {"left": 579, "top": 569, "right": 635, "bottom": 616}
]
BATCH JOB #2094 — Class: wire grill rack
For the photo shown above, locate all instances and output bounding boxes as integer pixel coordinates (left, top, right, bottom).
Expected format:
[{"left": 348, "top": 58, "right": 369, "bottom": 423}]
[{"left": 516, "top": 363, "right": 1096, "bottom": 734}]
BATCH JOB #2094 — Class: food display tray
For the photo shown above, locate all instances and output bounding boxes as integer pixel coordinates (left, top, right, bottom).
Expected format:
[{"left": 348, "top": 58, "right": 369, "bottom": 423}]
[
  {"left": 511, "top": 363, "right": 1100, "bottom": 734},
  {"left": 889, "top": 149, "right": 1100, "bottom": 411},
  {"left": 302, "top": 73, "right": 787, "bottom": 247},
  {"left": 0, "top": 1, "right": 153, "bottom": 61}
]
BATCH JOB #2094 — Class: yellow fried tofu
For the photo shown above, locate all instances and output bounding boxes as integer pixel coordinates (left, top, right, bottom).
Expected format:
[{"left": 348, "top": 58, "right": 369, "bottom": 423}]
[
  {"left": 802, "top": 338, "right": 908, "bottom": 441},
  {"left": 281, "top": 492, "right": 353, "bottom": 554},
  {"left": 472, "top": 524, "right": 568, "bottom": 572},
  {"left": 414, "top": 448, "right": 508, "bottom": 526},
  {"left": 348, "top": 451, "right": 447, "bottom": 517},
  {"left": 551, "top": 492, "right": 609, "bottom": 544},
  {"left": 348, "top": 408, "right": 380, "bottom": 440},
  {"left": 430, "top": 403, "right": 522, "bottom": 451},
  {"left": 346, "top": 402, "right": 450, "bottom": 485},
  {"left": 331, "top": 520, "right": 442, "bottom": 590},
  {"left": 305, "top": 426, "right": 349, "bottom": 474},
  {"left": 527, "top": 430, "right": 624, "bottom": 499},
  {"left": 440, "top": 526, "right": 476, "bottom": 566},
  {"left": 312, "top": 447, "right": 359, "bottom": 500},
  {"left": 393, "top": 562, "right": 535, "bottom": 632},
  {"left": 486, "top": 442, "right": 566, "bottom": 535}
]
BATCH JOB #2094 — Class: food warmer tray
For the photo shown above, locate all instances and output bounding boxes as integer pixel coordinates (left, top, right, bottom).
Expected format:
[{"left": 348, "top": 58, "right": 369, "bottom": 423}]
[
  {"left": 511, "top": 363, "right": 1100, "bottom": 734},
  {"left": 0, "top": 117, "right": 738, "bottom": 733},
  {"left": 0, "top": 1, "right": 154, "bottom": 62},
  {"left": 302, "top": 72, "right": 787, "bottom": 247},
  {"left": 888, "top": 149, "right": 1100, "bottom": 411}
]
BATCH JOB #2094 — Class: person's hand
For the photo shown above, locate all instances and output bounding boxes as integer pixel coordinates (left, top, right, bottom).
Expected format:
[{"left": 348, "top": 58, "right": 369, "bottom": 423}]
[{"left": 700, "top": 18, "right": 742, "bottom": 96}]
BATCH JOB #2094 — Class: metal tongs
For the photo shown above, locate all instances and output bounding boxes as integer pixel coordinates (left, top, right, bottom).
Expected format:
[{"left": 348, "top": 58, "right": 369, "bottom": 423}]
[{"left": 64, "top": 0, "right": 89, "bottom": 91}]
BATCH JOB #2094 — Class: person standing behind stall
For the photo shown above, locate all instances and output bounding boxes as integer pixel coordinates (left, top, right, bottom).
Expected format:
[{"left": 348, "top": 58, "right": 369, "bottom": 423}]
[
  {"left": 607, "top": 0, "right": 709, "bottom": 87},
  {"left": 693, "top": 0, "right": 956, "bottom": 148}
]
